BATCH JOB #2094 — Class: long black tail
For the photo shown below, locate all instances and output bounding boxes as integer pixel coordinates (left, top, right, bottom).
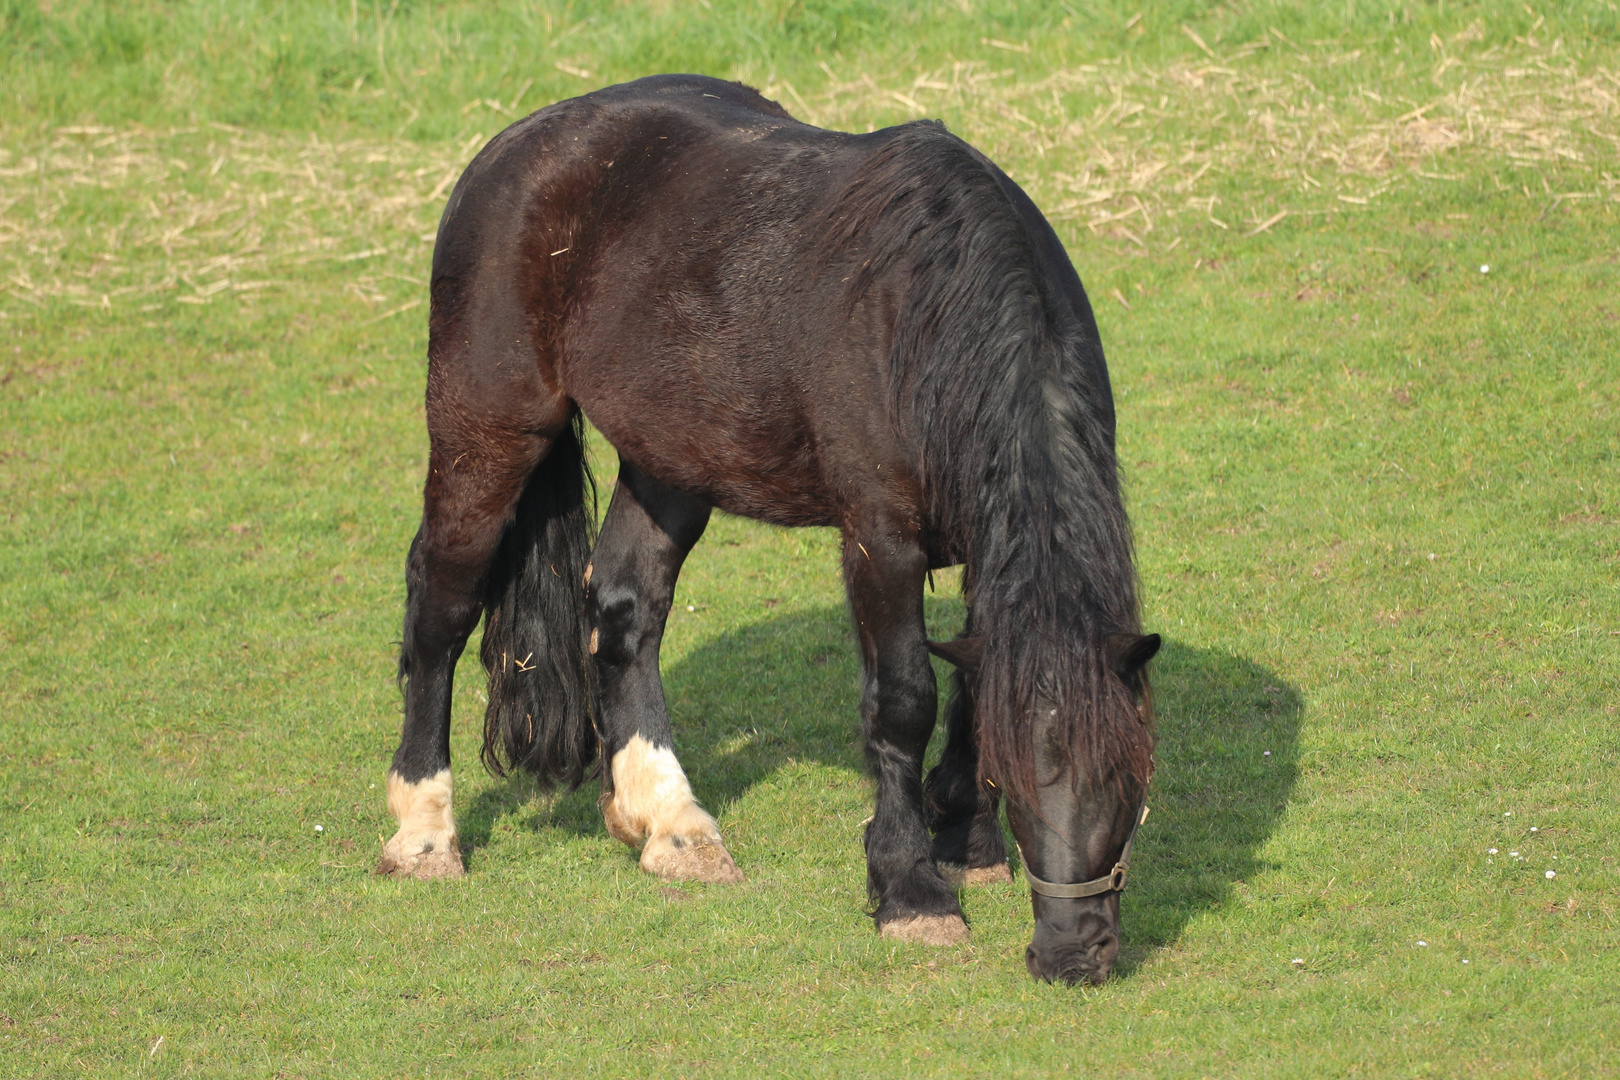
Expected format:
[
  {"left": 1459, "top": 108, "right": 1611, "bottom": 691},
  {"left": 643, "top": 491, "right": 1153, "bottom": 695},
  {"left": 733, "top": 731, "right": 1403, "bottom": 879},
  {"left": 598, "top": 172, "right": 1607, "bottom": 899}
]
[{"left": 478, "top": 413, "right": 599, "bottom": 789}]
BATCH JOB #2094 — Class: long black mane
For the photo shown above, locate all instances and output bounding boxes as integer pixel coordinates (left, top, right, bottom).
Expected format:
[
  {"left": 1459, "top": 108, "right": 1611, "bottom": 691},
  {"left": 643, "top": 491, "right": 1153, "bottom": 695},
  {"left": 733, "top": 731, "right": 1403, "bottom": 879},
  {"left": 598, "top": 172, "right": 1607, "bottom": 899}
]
[{"left": 824, "top": 123, "right": 1151, "bottom": 798}]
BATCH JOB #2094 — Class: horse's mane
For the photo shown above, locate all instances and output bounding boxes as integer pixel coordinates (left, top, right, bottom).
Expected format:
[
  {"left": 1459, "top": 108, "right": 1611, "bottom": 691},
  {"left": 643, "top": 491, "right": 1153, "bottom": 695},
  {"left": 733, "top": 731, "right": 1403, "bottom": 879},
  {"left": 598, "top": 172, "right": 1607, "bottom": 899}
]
[{"left": 823, "top": 122, "right": 1153, "bottom": 799}]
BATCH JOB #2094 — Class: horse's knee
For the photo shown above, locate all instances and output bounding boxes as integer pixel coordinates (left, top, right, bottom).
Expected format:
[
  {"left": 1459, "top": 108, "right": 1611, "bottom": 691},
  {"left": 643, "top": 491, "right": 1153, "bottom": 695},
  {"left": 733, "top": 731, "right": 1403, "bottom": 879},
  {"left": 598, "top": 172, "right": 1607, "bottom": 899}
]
[{"left": 864, "top": 660, "right": 938, "bottom": 750}]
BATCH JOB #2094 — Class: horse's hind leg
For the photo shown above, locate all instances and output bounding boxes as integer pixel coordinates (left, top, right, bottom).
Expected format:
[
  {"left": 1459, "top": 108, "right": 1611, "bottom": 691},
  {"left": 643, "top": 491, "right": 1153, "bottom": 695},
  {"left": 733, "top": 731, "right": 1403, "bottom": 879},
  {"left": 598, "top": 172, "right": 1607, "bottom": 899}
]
[
  {"left": 845, "top": 514, "right": 968, "bottom": 944},
  {"left": 589, "top": 460, "right": 742, "bottom": 883},
  {"left": 925, "top": 668, "right": 1012, "bottom": 885},
  {"left": 379, "top": 358, "right": 571, "bottom": 879}
]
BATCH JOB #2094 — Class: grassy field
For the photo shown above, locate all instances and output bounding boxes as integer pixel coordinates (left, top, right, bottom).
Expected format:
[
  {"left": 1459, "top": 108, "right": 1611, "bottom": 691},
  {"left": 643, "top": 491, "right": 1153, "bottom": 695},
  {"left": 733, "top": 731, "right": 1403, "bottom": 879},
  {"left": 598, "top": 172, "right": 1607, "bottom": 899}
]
[{"left": 3, "top": 1, "right": 1618, "bottom": 1075}]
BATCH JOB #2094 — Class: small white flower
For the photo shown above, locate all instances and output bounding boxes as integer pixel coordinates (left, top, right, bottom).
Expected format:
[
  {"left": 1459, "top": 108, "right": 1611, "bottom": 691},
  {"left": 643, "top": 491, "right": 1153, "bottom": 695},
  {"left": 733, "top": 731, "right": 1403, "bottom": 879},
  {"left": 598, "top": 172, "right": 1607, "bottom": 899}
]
[
  {"left": 1291, "top": 958, "right": 1304, "bottom": 965},
  {"left": 1480, "top": 264, "right": 1490, "bottom": 273},
  {"left": 315, "top": 824, "right": 324, "bottom": 833},
  {"left": 1488, "top": 848, "right": 1498, "bottom": 855},
  {"left": 1504, "top": 812, "right": 1512, "bottom": 817},
  {"left": 1264, "top": 750, "right": 1271, "bottom": 757},
  {"left": 1546, "top": 870, "right": 1556, "bottom": 879},
  {"left": 1510, "top": 851, "right": 1520, "bottom": 858},
  {"left": 1417, "top": 940, "right": 1428, "bottom": 947},
  {"left": 1462, "top": 959, "right": 1470, "bottom": 964},
  {"left": 687, "top": 605, "right": 696, "bottom": 612},
  {"left": 1530, "top": 827, "right": 1538, "bottom": 833}
]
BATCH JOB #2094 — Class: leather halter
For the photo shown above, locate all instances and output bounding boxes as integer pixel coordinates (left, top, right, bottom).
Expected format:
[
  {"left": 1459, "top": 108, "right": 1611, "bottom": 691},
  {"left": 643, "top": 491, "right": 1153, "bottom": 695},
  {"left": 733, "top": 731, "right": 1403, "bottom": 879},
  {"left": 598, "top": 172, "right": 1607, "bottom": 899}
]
[{"left": 1019, "top": 803, "right": 1150, "bottom": 899}]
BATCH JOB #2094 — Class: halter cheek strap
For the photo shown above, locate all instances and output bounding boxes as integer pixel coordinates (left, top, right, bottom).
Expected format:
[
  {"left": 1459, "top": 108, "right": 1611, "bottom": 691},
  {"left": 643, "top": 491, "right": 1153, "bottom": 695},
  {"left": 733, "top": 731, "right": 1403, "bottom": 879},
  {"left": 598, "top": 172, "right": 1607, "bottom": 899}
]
[{"left": 1020, "top": 804, "right": 1149, "bottom": 899}]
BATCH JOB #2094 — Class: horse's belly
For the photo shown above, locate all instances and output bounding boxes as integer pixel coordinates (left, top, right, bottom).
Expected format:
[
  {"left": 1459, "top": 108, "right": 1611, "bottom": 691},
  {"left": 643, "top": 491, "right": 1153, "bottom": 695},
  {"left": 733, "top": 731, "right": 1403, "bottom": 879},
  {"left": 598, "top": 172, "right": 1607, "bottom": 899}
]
[{"left": 579, "top": 393, "right": 841, "bottom": 528}]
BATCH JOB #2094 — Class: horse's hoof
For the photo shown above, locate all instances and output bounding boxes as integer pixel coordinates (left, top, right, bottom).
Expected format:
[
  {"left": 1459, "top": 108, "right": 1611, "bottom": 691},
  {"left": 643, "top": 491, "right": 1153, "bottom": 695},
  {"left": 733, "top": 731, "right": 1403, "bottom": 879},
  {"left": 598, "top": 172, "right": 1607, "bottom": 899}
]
[
  {"left": 938, "top": 862, "right": 1014, "bottom": 887},
  {"left": 378, "top": 770, "right": 462, "bottom": 879},
  {"left": 375, "top": 842, "right": 465, "bottom": 880},
  {"left": 640, "top": 833, "right": 744, "bottom": 884},
  {"left": 879, "top": 914, "right": 970, "bottom": 945}
]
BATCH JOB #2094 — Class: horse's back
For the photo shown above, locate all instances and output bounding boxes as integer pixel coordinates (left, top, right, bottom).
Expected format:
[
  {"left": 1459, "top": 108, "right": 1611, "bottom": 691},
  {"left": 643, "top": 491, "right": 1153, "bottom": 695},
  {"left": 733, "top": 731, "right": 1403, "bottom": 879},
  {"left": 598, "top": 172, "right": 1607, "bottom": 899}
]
[
  {"left": 428, "top": 76, "right": 1097, "bottom": 534},
  {"left": 431, "top": 76, "right": 922, "bottom": 526}
]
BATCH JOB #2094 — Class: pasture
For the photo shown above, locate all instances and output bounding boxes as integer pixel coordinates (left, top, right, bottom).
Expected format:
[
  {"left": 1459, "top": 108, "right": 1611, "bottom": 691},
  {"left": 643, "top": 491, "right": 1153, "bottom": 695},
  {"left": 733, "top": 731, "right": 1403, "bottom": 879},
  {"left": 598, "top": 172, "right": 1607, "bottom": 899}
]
[{"left": 3, "top": 1, "right": 1617, "bottom": 1075}]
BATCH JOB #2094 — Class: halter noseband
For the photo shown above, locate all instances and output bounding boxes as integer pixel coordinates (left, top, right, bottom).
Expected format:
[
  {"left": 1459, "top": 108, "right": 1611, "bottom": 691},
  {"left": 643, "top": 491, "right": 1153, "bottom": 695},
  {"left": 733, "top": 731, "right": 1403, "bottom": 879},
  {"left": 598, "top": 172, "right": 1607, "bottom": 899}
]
[{"left": 1019, "top": 803, "right": 1149, "bottom": 899}]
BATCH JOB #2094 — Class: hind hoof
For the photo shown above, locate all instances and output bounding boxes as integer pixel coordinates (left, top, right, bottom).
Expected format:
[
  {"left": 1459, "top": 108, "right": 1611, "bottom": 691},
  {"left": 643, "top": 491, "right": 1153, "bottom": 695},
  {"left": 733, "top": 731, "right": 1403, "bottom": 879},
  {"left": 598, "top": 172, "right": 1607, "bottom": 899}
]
[
  {"left": 378, "top": 770, "right": 461, "bottom": 879},
  {"left": 641, "top": 834, "right": 744, "bottom": 884},
  {"left": 879, "top": 914, "right": 970, "bottom": 945},
  {"left": 961, "top": 862, "right": 1014, "bottom": 886},
  {"left": 376, "top": 842, "right": 464, "bottom": 880},
  {"left": 939, "top": 862, "right": 1013, "bottom": 887}
]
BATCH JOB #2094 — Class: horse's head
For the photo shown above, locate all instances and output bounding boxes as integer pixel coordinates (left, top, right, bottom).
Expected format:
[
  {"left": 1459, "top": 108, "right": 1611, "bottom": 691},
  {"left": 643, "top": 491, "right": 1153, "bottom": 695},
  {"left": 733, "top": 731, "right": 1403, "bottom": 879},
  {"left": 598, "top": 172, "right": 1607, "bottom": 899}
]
[{"left": 1005, "top": 631, "right": 1159, "bottom": 986}]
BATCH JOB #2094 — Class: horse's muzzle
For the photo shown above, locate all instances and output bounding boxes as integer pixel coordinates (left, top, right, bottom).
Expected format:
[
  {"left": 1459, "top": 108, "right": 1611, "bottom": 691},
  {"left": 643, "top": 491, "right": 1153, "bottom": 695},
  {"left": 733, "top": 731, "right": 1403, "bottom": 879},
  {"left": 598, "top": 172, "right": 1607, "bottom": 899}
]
[{"left": 1025, "top": 909, "right": 1120, "bottom": 985}]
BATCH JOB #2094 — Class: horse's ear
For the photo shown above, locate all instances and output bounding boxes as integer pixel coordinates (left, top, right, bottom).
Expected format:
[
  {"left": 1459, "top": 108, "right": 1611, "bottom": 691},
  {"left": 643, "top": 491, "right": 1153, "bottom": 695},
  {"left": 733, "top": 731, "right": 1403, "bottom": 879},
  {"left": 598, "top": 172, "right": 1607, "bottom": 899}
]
[
  {"left": 1105, "top": 633, "right": 1161, "bottom": 680},
  {"left": 926, "top": 636, "right": 986, "bottom": 673}
]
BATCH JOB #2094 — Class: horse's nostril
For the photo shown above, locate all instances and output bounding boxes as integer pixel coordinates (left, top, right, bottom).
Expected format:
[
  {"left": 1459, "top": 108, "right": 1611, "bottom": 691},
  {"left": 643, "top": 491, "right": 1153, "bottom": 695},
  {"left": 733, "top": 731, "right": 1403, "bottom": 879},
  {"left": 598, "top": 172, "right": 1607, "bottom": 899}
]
[
  {"left": 1025, "top": 945, "right": 1046, "bottom": 982},
  {"left": 1027, "top": 942, "right": 1114, "bottom": 986},
  {"left": 1055, "top": 962, "right": 1109, "bottom": 986}
]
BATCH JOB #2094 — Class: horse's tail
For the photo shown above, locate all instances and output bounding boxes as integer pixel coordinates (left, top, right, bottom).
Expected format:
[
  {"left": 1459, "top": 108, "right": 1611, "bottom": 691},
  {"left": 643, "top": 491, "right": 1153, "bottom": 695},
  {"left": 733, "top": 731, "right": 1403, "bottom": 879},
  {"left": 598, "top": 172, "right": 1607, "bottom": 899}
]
[{"left": 477, "top": 413, "right": 599, "bottom": 789}]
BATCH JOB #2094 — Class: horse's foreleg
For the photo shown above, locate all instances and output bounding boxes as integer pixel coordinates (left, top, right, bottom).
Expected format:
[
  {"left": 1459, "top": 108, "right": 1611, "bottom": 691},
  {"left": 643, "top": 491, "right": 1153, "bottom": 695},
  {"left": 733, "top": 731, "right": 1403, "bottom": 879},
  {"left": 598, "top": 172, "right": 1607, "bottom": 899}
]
[
  {"left": 925, "top": 668, "right": 1012, "bottom": 885},
  {"left": 846, "top": 519, "right": 967, "bottom": 944},
  {"left": 589, "top": 462, "right": 741, "bottom": 883},
  {"left": 379, "top": 419, "right": 561, "bottom": 880}
]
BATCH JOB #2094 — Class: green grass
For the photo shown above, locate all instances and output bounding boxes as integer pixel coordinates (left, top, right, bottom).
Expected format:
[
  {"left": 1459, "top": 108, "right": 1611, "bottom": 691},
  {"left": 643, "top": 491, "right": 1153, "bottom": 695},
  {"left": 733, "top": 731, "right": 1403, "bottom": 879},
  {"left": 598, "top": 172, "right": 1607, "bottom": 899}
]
[{"left": 3, "top": 1, "right": 1618, "bottom": 1076}]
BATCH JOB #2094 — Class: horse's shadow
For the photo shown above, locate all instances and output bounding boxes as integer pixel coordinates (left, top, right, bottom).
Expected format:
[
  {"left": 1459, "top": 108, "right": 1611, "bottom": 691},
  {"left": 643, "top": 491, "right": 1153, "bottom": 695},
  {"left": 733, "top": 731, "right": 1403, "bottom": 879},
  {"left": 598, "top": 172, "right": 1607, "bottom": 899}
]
[{"left": 460, "top": 603, "right": 1302, "bottom": 965}]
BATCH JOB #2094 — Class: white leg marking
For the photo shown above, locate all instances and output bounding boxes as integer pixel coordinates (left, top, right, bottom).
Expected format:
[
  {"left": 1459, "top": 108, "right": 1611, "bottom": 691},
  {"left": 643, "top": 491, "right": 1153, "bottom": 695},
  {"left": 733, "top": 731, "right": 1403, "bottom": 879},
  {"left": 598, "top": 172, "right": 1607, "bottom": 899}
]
[
  {"left": 601, "top": 735, "right": 743, "bottom": 883},
  {"left": 377, "top": 769, "right": 464, "bottom": 879}
]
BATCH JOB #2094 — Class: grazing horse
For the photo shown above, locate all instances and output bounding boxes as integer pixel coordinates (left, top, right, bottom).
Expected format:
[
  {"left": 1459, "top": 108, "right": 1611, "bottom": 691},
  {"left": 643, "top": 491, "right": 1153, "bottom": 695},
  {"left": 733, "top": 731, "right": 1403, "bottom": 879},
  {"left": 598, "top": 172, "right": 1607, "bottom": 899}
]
[{"left": 379, "top": 74, "right": 1159, "bottom": 985}]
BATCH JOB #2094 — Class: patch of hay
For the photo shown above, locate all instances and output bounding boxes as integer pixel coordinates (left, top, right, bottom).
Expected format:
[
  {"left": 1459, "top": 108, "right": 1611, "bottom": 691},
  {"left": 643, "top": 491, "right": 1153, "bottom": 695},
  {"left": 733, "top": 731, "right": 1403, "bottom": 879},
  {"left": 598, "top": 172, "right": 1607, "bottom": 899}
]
[
  {"left": 1, "top": 35, "right": 1614, "bottom": 317},
  {"left": 0, "top": 125, "right": 459, "bottom": 315},
  {"left": 767, "top": 33, "right": 1618, "bottom": 242}
]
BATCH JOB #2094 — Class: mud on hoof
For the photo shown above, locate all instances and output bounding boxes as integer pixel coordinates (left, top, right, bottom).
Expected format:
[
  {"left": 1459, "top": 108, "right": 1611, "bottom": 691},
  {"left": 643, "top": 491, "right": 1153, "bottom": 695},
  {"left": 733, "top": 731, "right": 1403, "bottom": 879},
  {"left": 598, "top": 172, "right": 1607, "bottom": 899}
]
[
  {"left": 879, "top": 914, "right": 970, "bottom": 946},
  {"left": 640, "top": 833, "right": 745, "bottom": 884},
  {"left": 375, "top": 841, "right": 465, "bottom": 880},
  {"left": 601, "top": 736, "right": 744, "bottom": 884},
  {"left": 939, "top": 862, "right": 1014, "bottom": 887},
  {"left": 377, "top": 769, "right": 463, "bottom": 880}
]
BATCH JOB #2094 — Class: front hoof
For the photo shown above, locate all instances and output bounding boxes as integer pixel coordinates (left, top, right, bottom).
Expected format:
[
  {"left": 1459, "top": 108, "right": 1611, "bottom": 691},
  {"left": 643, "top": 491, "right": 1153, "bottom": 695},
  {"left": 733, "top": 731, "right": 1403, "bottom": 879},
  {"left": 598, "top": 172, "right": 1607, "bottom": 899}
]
[
  {"left": 640, "top": 834, "right": 744, "bottom": 884},
  {"left": 878, "top": 914, "right": 970, "bottom": 946},
  {"left": 376, "top": 838, "right": 465, "bottom": 880}
]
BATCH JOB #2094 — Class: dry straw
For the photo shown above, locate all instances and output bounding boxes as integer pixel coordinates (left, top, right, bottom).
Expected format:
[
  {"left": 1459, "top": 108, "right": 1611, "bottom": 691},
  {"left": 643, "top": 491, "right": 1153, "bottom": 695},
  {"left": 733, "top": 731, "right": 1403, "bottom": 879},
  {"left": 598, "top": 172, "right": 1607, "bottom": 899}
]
[
  {"left": 0, "top": 125, "right": 461, "bottom": 314},
  {"left": 2, "top": 29, "right": 1615, "bottom": 315},
  {"left": 770, "top": 25, "right": 1617, "bottom": 243}
]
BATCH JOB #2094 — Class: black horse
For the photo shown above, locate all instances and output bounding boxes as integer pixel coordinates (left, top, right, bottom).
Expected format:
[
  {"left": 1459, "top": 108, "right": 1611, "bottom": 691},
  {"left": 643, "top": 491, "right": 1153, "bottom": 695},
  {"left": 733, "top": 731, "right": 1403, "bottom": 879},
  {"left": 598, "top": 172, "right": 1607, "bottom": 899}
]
[{"left": 379, "top": 74, "right": 1159, "bottom": 985}]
